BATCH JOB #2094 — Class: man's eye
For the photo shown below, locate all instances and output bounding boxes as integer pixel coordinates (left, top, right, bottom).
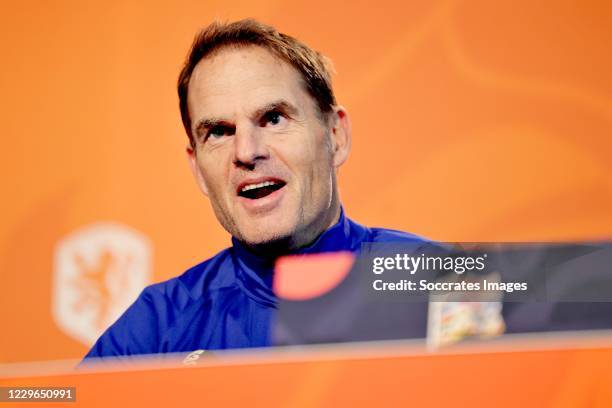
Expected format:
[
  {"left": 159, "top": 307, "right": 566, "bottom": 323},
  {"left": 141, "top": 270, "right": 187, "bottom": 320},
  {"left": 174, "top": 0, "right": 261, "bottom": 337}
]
[
  {"left": 207, "top": 126, "right": 231, "bottom": 139},
  {"left": 262, "top": 111, "right": 286, "bottom": 127}
]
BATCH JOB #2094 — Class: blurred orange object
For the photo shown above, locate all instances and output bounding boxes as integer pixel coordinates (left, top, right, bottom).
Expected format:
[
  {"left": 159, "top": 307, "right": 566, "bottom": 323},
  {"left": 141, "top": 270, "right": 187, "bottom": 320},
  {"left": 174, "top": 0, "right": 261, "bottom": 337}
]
[{"left": 274, "top": 252, "right": 355, "bottom": 300}]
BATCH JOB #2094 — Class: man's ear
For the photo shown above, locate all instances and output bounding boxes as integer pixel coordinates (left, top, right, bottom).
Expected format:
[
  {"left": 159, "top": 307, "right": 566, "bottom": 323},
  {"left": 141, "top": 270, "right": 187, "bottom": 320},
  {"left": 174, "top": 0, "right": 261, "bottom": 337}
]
[
  {"left": 186, "top": 145, "right": 209, "bottom": 197},
  {"left": 329, "top": 105, "right": 352, "bottom": 168}
]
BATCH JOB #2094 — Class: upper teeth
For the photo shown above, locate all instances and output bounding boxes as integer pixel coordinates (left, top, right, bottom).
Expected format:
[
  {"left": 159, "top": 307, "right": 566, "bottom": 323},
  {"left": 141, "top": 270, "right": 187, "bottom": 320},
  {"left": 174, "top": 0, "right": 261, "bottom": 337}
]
[{"left": 241, "top": 181, "right": 277, "bottom": 192}]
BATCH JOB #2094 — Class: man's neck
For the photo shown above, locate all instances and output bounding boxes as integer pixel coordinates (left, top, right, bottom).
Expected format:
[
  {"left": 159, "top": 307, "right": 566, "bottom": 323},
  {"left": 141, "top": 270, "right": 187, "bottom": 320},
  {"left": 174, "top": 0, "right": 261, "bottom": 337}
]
[{"left": 238, "top": 204, "right": 342, "bottom": 259}]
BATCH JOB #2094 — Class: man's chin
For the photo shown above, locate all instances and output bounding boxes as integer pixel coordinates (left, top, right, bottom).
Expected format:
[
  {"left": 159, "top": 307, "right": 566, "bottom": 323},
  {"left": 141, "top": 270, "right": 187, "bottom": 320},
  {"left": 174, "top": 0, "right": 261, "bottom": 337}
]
[{"left": 235, "top": 223, "right": 298, "bottom": 254}]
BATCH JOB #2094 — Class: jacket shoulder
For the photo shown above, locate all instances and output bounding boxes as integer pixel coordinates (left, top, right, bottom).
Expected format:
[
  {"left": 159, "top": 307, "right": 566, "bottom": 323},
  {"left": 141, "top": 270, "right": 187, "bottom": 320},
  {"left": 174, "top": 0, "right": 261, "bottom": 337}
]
[
  {"left": 82, "top": 247, "right": 234, "bottom": 359},
  {"left": 367, "top": 226, "right": 430, "bottom": 243}
]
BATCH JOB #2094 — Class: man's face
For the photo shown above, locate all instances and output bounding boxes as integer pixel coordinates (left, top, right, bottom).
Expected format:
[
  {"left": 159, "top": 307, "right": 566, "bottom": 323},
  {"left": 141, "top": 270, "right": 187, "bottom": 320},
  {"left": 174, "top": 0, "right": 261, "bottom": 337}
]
[{"left": 186, "top": 46, "right": 350, "bottom": 249}]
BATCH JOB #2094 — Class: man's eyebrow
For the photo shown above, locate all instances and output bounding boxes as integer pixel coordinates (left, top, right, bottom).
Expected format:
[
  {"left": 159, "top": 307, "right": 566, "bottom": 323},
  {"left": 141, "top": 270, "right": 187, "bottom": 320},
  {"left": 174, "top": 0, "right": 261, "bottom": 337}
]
[
  {"left": 251, "top": 100, "right": 299, "bottom": 119},
  {"left": 192, "top": 100, "right": 299, "bottom": 137}
]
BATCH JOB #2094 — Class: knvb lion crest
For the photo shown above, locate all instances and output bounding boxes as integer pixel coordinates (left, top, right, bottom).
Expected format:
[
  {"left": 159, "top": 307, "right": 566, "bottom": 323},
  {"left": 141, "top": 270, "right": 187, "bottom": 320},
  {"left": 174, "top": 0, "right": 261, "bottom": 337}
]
[{"left": 53, "top": 223, "right": 152, "bottom": 345}]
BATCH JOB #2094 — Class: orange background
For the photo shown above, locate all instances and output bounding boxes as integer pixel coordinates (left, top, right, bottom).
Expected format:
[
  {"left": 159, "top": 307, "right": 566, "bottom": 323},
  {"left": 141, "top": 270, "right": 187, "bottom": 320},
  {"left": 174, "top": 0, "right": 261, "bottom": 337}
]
[{"left": 1, "top": 0, "right": 611, "bottom": 363}]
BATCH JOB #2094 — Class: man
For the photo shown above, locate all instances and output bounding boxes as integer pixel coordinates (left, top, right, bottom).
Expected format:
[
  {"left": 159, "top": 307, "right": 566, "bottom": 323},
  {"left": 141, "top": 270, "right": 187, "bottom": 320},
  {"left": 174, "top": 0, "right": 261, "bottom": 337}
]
[{"left": 84, "top": 19, "right": 425, "bottom": 358}]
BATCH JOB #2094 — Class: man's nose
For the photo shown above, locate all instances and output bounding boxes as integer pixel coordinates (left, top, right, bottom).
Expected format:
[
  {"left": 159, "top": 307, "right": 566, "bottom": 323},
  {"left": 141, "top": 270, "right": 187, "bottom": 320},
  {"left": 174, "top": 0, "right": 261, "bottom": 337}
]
[{"left": 232, "top": 124, "right": 268, "bottom": 169}]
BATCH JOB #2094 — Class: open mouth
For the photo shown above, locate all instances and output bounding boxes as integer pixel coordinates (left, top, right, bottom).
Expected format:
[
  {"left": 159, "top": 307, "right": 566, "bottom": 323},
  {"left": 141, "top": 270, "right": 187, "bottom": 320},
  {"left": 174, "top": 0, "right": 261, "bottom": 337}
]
[{"left": 237, "top": 180, "right": 286, "bottom": 200}]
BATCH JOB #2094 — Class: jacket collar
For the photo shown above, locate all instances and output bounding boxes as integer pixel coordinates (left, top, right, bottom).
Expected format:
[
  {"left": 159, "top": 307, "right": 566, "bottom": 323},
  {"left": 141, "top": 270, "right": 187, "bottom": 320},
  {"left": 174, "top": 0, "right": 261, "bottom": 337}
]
[{"left": 230, "top": 207, "right": 367, "bottom": 305}]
